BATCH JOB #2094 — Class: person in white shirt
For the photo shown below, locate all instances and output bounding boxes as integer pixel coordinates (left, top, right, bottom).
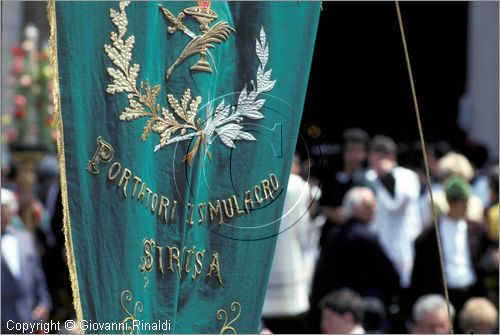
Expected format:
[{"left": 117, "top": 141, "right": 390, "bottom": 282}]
[
  {"left": 410, "top": 176, "right": 490, "bottom": 317},
  {"left": 1, "top": 188, "right": 52, "bottom": 333},
  {"left": 365, "top": 135, "right": 422, "bottom": 289},
  {"left": 319, "top": 288, "right": 365, "bottom": 334},
  {"left": 262, "top": 154, "right": 318, "bottom": 333}
]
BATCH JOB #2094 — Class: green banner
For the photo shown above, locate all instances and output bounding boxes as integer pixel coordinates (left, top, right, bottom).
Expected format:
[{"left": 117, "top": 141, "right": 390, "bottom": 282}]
[{"left": 49, "top": 1, "right": 320, "bottom": 333}]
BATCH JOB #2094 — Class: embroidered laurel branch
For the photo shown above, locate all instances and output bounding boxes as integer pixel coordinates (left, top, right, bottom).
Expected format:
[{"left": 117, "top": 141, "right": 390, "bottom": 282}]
[
  {"left": 105, "top": 1, "right": 202, "bottom": 146},
  {"left": 203, "top": 27, "right": 276, "bottom": 149}
]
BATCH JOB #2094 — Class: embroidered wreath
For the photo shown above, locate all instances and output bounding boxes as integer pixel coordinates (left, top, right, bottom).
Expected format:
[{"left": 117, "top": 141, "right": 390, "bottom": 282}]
[{"left": 104, "top": 1, "right": 276, "bottom": 165}]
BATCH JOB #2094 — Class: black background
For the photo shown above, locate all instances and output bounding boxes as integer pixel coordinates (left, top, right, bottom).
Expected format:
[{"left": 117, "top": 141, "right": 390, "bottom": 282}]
[{"left": 302, "top": 1, "right": 468, "bottom": 147}]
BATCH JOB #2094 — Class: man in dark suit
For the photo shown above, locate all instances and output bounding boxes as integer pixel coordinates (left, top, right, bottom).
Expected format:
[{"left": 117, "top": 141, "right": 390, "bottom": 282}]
[
  {"left": 309, "top": 187, "right": 400, "bottom": 333},
  {"left": 410, "top": 176, "right": 490, "bottom": 316},
  {"left": 319, "top": 128, "right": 369, "bottom": 248},
  {"left": 1, "top": 188, "right": 52, "bottom": 333}
]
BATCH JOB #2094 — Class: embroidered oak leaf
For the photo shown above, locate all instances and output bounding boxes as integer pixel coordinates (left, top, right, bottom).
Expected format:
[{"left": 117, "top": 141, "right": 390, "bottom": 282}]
[
  {"left": 167, "top": 89, "right": 201, "bottom": 126},
  {"left": 120, "top": 98, "right": 148, "bottom": 121},
  {"left": 117, "top": 86, "right": 201, "bottom": 144},
  {"left": 106, "top": 2, "right": 202, "bottom": 146},
  {"left": 153, "top": 90, "right": 201, "bottom": 149},
  {"left": 104, "top": 2, "right": 137, "bottom": 95}
]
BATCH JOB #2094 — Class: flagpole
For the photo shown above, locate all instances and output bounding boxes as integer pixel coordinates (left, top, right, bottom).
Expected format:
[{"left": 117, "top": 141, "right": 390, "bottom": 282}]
[{"left": 395, "top": 1, "right": 454, "bottom": 333}]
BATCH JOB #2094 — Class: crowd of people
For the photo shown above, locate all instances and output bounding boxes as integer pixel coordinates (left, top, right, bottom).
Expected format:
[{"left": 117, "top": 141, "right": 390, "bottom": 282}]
[
  {"left": 262, "top": 128, "right": 499, "bottom": 334},
  {"left": 1, "top": 127, "right": 498, "bottom": 334},
  {"left": 1, "top": 154, "right": 74, "bottom": 334}
]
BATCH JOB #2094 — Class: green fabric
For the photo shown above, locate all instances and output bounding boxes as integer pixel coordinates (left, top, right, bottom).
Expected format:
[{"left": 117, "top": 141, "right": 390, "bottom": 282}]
[
  {"left": 55, "top": 1, "right": 319, "bottom": 333},
  {"left": 444, "top": 175, "right": 471, "bottom": 200}
]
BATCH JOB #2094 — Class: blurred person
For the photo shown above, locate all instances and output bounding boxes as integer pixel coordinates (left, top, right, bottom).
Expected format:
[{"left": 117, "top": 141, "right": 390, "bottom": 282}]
[
  {"left": 482, "top": 164, "right": 499, "bottom": 306},
  {"left": 426, "top": 142, "right": 452, "bottom": 182},
  {"left": 362, "top": 297, "right": 387, "bottom": 334},
  {"left": 410, "top": 176, "right": 490, "bottom": 314},
  {"left": 319, "top": 288, "right": 365, "bottom": 334},
  {"left": 2, "top": 158, "right": 47, "bottom": 233},
  {"left": 464, "top": 143, "right": 492, "bottom": 208},
  {"left": 35, "top": 155, "right": 60, "bottom": 245},
  {"left": 365, "top": 135, "right": 422, "bottom": 289},
  {"left": 485, "top": 164, "right": 499, "bottom": 243},
  {"left": 46, "top": 190, "right": 74, "bottom": 322},
  {"left": 309, "top": 187, "right": 399, "bottom": 333},
  {"left": 0, "top": 179, "right": 24, "bottom": 231},
  {"left": 1, "top": 188, "right": 52, "bottom": 334},
  {"left": 319, "top": 128, "right": 369, "bottom": 248},
  {"left": 1, "top": 156, "right": 19, "bottom": 192},
  {"left": 34, "top": 155, "right": 72, "bottom": 322},
  {"left": 296, "top": 154, "right": 324, "bottom": 286},
  {"left": 35, "top": 154, "right": 60, "bottom": 208},
  {"left": 262, "top": 154, "right": 318, "bottom": 333},
  {"left": 421, "top": 152, "right": 484, "bottom": 224},
  {"left": 417, "top": 142, "right": 450, "bottom": 213},
  {"left": 409, "top": 294, "right": 454, "bottom": 334},
  {"left": 438, "top": 151, "right": 475, "bottom": 182},
  {"left": 458, "top": 297, "right": 498, "bottom": 334}
]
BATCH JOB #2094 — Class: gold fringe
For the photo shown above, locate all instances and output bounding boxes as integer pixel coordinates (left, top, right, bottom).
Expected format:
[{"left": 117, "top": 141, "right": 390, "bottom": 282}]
[{"left": 47, "top": 2, "right": 84, "bottom": 332}]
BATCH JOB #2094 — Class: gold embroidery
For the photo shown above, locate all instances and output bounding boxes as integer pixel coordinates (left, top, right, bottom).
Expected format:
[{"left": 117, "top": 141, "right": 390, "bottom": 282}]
[
  {"left": 217, "top": 301, "right": 241, "bottom": 334},
  {"left": 159, "top": 1, "right": 235, "bottom": 79},
  {"left": 104, "top": 156, "right": 177, "bottom": 224},
  {"left": 156, "top": 245, "right": 165, "bottom": 274},
  {"left": 222, "top": 199, "right": 234, "bottom": 218},
  {"left": 261, "top": 179, "right": 274, "bottom": 200},
  {"left": 253, "top": 185, "right": 263, "bottom": 205},
  {"left": 101, "top": 153, "right": 280, "bottom": 226},
  {"left": 208, "top": 200, "right": 224, "bottom": 224},
  {"left": 206, "top": 252, "right": 223, "bottom": 284},
  {"left": 183, "top": 246, "right": 195, "bottom": 274},
  {"left": 131, "top": 176, "right": 142, "bottom": 198},
  {"left": 243, "top": 190, "right": 254, "bottom": 213},
  {"left": 139, "top": 239, "right": 155, "bottom": 273},
  {"left": 150, "top": 193, "right": 159, "bottom": 213},
  {"left": 269, "top": 173, "right": 279, "bottom": 190},
  {"left": 170, "top": 200, "right": 177, "bottom": 224},
  {"left": 105, "top": 2, "right": 275, "bottom": 166},
  {"left": 137, "top": 182, "right": 147, "bottom": 204},
  {"left": 231, "top": 195, "right": 246, "bottom": 216},
  {"left": 118, "top": 167, "right": 132, "bottom": 197},
  {"left": 120, "top": 290, "right": 144, "bottom": 335},
  {"left": 144, "top": 187, "right": 154, "bottom": 208},
  {"left": 104, "top": 2, "right": 206, "bottom": 163},
  {"left": 88, "top": 136, "right": 115, "bottom": 174},
  {"left": 196, "top": 173, "right": 281, "bottom": 225},
  {"left": 167, "top": 246, "right": 182, "bottom": 278},
  {"left": 48, "top": 1, "right": 84, "bottom": 331},
  {"left": 198, "top": 203, "right": 206, "bottom": 224},
  {"left": 108, "top": 162, "right": 122, "bottom": 181},
  {"left": 138, "top": 240, "right": 224, "bottom": 283},
  {"left": 139, "top": 238, "right": 155, "bottom": 290},
  {"left": 186, "top": 203, "right": 195, "bottom": 225},
  {"left": 192, "top": 249, "right": 205, "bottom": 280},
  {"left": 159, "top": 196, "right": 169, "bottom": 223},
  {"left": 158, "top": 5, "right": 187, "bottom": 35}
]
